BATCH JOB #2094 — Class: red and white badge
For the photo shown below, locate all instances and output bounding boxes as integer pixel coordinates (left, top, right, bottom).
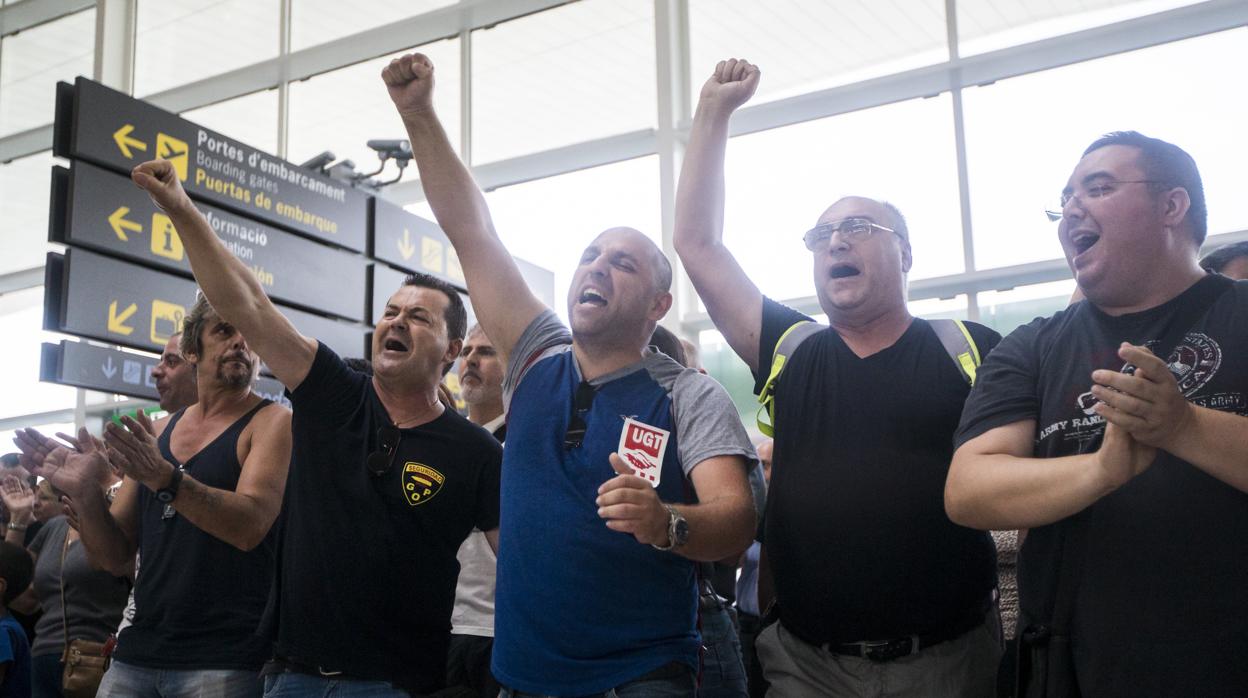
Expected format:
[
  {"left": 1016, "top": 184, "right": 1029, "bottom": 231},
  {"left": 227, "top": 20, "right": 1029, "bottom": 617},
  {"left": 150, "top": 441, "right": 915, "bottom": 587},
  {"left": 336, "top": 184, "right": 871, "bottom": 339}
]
[{"left": 617, "top": 417, "right": 670, "bottom": 488}]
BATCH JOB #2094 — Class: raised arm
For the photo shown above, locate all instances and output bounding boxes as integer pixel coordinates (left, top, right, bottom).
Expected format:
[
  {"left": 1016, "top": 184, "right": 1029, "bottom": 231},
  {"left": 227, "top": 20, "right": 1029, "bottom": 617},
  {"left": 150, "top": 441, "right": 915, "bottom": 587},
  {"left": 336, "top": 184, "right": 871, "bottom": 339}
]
[
  {"left": 674, "top": 59, "right": 766, "bottom": 372},
  {"left": 383, "top": 53, "right": 544, "bottom": 360},
  {"left": 945, "top": 419, "right": 1155, "bottom": 530},
  {"left": 104, "top": 408, "right": 291, "bottom": 551},
  {"left": 131, "top": 162, "right": 317, "bottom": 391}
]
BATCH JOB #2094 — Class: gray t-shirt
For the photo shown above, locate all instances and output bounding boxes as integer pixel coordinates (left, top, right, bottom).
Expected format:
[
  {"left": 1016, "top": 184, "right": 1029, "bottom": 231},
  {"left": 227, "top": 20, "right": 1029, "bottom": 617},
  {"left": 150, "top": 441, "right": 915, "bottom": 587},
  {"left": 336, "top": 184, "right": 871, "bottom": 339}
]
[{"left": 29, "top": 517, "right": 130, "bottom": 657}]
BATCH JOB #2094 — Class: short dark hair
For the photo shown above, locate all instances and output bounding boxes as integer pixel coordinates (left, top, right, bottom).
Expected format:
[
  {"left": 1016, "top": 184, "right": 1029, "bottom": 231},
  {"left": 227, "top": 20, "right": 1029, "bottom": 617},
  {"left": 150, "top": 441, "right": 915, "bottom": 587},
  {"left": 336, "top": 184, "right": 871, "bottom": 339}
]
[
  {"left": 1083, "top": 131, "right": 1207, "bottom": 247},
  {"left": 1200, "top": 240, "right": 1248, "bottom": 273},
  {"left": 0, "top": 454, "right": 19, "bottom": 469},
  {"left": 0, "top": 541, "right": 33, "bottom": 604},
  {"left": 402, "top": 273, "right": 468, "bottom": 344},
  {"left": 648, "top": 326, "right": 688, "bottom": 367}
]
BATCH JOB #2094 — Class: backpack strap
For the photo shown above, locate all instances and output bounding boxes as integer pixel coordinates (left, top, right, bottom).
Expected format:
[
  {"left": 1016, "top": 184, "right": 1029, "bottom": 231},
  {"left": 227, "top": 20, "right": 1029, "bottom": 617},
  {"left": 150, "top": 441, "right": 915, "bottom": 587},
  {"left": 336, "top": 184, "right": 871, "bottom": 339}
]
[
  {"left": 755, "top": 321, "right": 823, "bottom": 436},
  {"left": 931, "top": 318, "right": 981, "bottom": 387}
]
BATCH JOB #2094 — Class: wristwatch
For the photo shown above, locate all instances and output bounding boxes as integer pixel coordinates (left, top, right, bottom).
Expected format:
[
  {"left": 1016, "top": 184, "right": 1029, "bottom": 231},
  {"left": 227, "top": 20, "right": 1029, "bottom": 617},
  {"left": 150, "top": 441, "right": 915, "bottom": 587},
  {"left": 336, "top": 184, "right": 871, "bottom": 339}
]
[
  {"left": 156, "top": 468, "right": 183, "bottom": 504},
  {"left": 651, "top": 504, "right": 689, "bottom": 552}
]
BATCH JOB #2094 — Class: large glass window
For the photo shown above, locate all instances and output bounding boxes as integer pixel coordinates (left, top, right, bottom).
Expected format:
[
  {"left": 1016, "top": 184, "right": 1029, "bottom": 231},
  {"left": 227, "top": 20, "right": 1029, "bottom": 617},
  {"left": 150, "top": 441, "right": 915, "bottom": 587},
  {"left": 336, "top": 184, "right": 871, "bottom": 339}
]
[
  {"left": 689, "top": 0, "right": 946, "bottom": 107},
  {"left": 963, "top": 28, "right": 1248, "bottom": 271},
  {"left": 978, "top": 279, "right": 1076, "bottom": 335},
  {"left": 720, "top": 94, "right": 963, "bottom": 303},
  {"left": 0, "top": 151, "right": 59, "bottom": 275},
  {"left": 135, "top": 0, "right": 280, "bottom": 96},
  {"left": 0, "top": 9, "right": 96, "bottom": 136},
  {"left": 182, "top": 88, "right": 280, "bottom": 155},
  {"left": 957, "top": 0, "right": 1203, "bottom": 57},
  {"left": 471, "top": 0, "right": 656, "bottom": 164},
  {"left": 288, "top": 38, "right": 460, "bottom": 177},
  {"left": 472, "top": 155, "right": 662, "bottom": 322},
  {"left": 289, "top": 0, "right": 455, "bottom": 52},
  {"left": 0, "top": 287, "right": 78, "bottom": 420}
]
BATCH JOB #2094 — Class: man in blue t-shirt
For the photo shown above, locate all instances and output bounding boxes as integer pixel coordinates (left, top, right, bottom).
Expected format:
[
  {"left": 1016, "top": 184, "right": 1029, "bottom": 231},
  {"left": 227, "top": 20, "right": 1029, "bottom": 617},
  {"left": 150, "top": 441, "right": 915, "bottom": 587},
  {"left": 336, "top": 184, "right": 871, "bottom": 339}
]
[
  {"left": 385, "top": 52, "right": 758, "bottom": 696},
  {"left": 0, "top": 541, "right": 32, "bottom": 698}
]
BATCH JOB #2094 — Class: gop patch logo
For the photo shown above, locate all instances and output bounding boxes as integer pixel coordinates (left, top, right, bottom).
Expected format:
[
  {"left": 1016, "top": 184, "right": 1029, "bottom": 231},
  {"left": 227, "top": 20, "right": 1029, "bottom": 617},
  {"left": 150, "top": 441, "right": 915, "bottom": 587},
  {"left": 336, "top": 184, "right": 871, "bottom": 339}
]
[
  {"left": 401, "top": 462, "right": 445, "bottom": 506},
  {"left": 617, "top": 417, "right": 670, "bottom": 488}
]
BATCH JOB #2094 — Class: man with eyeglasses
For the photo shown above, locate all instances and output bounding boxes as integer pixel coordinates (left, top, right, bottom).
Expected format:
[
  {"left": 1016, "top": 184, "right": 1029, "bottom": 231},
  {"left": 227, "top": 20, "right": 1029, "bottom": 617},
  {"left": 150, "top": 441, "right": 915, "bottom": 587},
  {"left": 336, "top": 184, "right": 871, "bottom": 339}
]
[
  {"left": 385, "top": 53, "right": 757, "bottom": 697},
  {"left": 125, "top": 159, "right": 502, "bottom": 697},
  {"left": 947, "top": 131, "right": 1248, "bottom": 695},
  {"left": 674, "top": 60, "right": 1003, "bottom": 697}
]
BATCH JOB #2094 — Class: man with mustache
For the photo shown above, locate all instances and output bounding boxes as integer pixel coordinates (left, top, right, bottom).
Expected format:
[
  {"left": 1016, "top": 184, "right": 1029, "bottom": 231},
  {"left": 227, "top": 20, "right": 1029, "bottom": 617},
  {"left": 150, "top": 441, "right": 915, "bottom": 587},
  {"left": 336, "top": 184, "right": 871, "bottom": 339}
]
[
  {"left": 947, "top": 132, "right": 1248, "bottom": 695},
  {"left": 386, "top": 53, "right": 757, "bottom": 696},
  {"left": 674, "top": 59, "right": 1003, "bottom": 696},
  {"left": 16, "top": 294, "right": 291, "bottom": 696}
]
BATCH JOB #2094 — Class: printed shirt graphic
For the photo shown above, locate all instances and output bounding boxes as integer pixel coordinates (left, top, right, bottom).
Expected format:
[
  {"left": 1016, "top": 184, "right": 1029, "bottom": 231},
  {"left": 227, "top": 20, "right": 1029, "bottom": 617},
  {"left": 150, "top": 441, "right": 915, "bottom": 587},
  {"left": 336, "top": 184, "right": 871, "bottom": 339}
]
[
  {"left": 955, "top": 276, "right": 1248, "bottom": 697},
  {"left": 493, "top": 310, "right": 756, "bottom": 696}
]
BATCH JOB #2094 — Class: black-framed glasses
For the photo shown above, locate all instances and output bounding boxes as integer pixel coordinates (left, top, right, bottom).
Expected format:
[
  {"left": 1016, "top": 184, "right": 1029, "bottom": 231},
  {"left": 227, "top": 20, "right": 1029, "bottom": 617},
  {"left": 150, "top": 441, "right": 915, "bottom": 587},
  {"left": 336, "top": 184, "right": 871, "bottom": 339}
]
[
  {"left": 1045, "top": 179, "right": 1164, "bottom": 222},
  {"left": 366, "top": 424, "right": 401, "bottom": 477},
  {"left": 802, "top": 218, "right": 899, "bottom": 252},
  {"left": 563, "top": 381, "right": 597, "bottom": 450}
]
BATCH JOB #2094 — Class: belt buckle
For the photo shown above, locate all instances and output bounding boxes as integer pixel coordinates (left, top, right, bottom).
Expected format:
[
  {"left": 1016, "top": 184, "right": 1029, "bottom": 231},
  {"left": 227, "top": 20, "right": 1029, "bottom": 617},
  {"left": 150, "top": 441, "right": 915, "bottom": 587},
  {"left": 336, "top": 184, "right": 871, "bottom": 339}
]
[
  {"left": 318, "top": 666, "right": 344, "bottom": 677},
  {"left": 859, "top": 636, "right": 919, "bottom": 663}
]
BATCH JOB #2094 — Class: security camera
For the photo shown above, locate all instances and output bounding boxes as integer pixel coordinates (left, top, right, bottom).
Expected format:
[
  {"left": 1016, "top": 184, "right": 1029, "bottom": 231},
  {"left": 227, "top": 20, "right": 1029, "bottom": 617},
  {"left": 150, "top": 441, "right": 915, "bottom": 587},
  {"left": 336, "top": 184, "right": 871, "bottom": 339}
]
[{"left": 367, "top": 139, "right": 412, "bottom": 160}]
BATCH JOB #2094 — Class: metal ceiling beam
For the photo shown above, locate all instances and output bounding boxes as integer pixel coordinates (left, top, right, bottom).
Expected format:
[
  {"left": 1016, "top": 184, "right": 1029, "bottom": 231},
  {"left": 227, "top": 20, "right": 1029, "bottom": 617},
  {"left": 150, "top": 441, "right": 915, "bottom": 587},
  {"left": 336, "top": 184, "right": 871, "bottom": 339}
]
[{"left": 0, "top": 0, "right": 92, "bottom": 37}]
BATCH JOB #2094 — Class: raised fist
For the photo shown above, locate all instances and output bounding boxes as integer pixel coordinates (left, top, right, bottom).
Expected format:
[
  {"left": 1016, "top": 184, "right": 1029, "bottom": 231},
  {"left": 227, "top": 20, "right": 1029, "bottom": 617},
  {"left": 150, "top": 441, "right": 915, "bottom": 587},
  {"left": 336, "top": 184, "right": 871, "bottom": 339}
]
[
  {"left": 382, "top": 52, "right": 436, "bottom": 117},
  {"left": 698, "top": 58, "right": 761, "bottom": 113},
  {"left": 131, "top": 159, "right": 194, "bottom": 216}
]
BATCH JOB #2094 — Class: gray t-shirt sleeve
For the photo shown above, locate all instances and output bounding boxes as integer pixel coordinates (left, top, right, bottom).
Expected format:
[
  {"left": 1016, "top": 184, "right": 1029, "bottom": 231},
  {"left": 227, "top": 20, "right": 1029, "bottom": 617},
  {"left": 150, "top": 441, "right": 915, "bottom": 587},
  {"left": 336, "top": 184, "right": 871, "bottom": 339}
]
[
  {"left": 670, "top": 370, "right": 758, "bottom": 477},
  {"left": 503, "top": 309, "right": 571, "bottom": 409}
]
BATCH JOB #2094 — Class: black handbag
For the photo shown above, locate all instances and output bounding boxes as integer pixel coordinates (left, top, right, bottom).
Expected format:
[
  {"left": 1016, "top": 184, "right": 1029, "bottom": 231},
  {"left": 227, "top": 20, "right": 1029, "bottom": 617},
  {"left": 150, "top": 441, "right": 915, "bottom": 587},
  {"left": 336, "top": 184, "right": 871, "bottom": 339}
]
[{"left": 1011, "top": 273, "right": 1235, "bottom": 698}]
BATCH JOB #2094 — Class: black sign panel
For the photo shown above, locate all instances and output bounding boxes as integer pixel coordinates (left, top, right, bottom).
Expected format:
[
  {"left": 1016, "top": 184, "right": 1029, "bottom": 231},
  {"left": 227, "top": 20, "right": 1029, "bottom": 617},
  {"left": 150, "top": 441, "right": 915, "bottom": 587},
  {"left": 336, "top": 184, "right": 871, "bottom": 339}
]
[
  {"left": 40, "top": 340, "right": 288, "bottom": 406},
  {"left": 52, "top": 162, "right": 367, "bottom": 322},
  {"left": 57, "top": 77, "right": 368, "bottom": 252},
  {"left": 46, "top": 250, "right": 367, "bottom": 359},
  {"left": 371, "top": 199, "right": 466, "bottom": 289}
]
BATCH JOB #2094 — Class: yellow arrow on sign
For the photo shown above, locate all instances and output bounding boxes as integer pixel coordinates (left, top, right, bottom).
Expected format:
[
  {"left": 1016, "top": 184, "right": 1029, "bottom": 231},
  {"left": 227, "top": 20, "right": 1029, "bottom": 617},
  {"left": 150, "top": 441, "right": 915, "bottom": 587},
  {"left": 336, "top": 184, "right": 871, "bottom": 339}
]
[
  {"left": 397, "top": 229, "right": 416, "bottom": 261},
  {"left": 113, "top": 124, "right": 148, "bottom": 159},
  {"left": 108, "top": 300, "right": 137, "bottom": 336},
  {"left": 108, "top": 207, "right": 143, "bottom": 242}
]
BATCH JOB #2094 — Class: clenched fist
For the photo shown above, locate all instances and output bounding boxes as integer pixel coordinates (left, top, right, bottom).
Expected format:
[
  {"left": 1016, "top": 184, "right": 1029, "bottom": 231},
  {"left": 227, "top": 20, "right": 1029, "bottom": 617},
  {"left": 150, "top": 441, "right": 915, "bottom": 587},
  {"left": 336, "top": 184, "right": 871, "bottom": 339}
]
[
  {"left": 698, "top": 58, "right": 761, "bottom": 115},
  {"left": 132, "top": 159, "right": 195, "bottom": 216},
  {"left": 383, "top": 52, "right": 436, "bottom": 118}
]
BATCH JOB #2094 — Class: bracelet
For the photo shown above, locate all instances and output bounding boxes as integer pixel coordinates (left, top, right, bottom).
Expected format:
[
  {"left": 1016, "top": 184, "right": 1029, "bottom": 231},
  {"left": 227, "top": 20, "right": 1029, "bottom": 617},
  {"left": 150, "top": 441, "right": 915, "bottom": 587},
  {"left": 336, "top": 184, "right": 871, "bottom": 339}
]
[{"left": 6, "top": 522, "right": 27, "bottom": 532}]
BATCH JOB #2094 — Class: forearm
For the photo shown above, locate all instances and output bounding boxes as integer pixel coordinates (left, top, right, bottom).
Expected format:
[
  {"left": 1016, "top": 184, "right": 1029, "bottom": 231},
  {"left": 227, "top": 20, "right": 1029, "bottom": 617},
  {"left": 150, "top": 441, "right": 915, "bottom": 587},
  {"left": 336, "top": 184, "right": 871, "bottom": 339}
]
[
  {"left": 945, "top": 451, "right": 1110, "bottom": 530},
  {"left": 401, "top": 110, "right": 497, "bottom": 248},
  {"left": 672, "top": 493, "right": 755, "bottom": 562},
  {"left": 3, "top": 513, "right": 31, "bottom": 546},
  {"left": 170, "top": 476, "right": 278, "bottom": 551},
  {"left": 74, "top": 486, "right": 137, "bottom": 575},
  {"left": 673, "top": 101, "right": 732, "bottom": 257},
  {"left": 1163, "top": 406, "right": 1248, "bottom": 493},
  {"left": 165, "top": 202, "right": 272, "bottom": 330}
]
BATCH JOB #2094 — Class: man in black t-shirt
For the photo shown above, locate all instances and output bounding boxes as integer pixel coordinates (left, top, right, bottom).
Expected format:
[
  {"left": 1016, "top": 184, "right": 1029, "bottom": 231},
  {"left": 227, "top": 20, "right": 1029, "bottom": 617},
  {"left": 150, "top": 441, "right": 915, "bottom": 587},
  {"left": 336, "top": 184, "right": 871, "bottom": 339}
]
[
  {"left": 128, "top": 159, "right": 502, "bottom": 696},
  {"left": 948, "top": 132, "right": 1248, "bottom": 696},
  {"left": 674, "top": 60, "right": 1001, "bottom": 696}
]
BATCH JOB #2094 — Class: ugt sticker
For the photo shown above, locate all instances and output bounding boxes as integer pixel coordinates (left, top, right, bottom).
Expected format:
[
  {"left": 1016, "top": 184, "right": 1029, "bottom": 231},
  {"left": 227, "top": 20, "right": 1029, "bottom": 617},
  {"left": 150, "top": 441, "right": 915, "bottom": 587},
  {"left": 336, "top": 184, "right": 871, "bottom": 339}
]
[
  {"left": 402, "top": 462, "right": 445, "bottom": 506},
  {"left": 617, "top": 417, "right": 670, "bottom": 488}
]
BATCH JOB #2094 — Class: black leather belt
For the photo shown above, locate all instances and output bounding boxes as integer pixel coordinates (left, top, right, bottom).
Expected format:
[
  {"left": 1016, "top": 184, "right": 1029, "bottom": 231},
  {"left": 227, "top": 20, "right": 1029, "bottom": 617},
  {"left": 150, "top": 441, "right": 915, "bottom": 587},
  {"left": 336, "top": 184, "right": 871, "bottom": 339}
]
[{"left": 821, "top": 606, "right": 986, "bottom": 663}]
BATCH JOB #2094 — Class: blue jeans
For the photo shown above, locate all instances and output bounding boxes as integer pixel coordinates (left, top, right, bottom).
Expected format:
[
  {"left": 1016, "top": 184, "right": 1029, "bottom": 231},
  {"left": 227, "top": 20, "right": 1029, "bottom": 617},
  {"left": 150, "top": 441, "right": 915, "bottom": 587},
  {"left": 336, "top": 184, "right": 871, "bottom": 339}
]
[
  {"left": 96, "top": 659, "right": 262, "bottom": 697},
  {"left": 499, "top": 662, "right": 695, "bottom": 698},
  {"left": 262, "top": 671, "right": 409, "bottom": 697},
  {"left": 698, "top": 604, "right": 748, "bottom": 698}
]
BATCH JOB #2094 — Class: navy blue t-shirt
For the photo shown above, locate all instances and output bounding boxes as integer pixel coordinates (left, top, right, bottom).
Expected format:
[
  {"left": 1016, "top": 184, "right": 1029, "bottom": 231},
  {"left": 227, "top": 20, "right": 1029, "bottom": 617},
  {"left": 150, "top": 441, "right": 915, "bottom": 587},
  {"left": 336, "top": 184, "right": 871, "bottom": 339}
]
[
  {"left": 271, "top": 343, "right": 501, "bottom": 693},
  {"left": 0, "top": 614, "right": 30, "bottom": 698}
]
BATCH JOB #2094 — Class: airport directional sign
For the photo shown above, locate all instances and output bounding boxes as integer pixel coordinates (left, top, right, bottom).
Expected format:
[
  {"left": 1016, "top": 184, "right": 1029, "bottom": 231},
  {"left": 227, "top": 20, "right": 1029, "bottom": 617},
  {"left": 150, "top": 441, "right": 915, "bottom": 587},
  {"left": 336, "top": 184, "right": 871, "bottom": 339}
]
[
  {"left": 371, "top": 198, "right": 465, "bottom": 289},
  {"left": 52, "top": 161, "right": 367, "bottom": 322},
  {"left": 45, "top": 249, "right": 367, "bottom": 360},
  {"left": 54, "top": 77, "right": 368, "bottom": 252},
  {"left": 41, "top": 340, "right": 288, "bottom": 406}
]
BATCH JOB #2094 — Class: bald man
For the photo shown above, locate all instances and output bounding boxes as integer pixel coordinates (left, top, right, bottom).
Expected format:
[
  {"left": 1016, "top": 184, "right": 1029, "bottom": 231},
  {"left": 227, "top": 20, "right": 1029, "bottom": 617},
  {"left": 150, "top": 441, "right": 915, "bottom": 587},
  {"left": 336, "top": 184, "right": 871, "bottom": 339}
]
[
  {"left": 675, "top": 59, "right": 1001, "bottom": 696},
  {"left": 386, "top": 52, "right": 757, "bottom": 697}
]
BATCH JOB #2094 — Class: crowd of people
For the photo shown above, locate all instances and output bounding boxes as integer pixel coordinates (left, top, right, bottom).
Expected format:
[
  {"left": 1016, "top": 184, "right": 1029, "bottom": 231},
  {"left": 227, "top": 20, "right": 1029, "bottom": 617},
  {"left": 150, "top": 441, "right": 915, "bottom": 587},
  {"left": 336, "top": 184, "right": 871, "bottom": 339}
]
[{"left": 0, "top": 55, "right": 1244, "bottom": 698}]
